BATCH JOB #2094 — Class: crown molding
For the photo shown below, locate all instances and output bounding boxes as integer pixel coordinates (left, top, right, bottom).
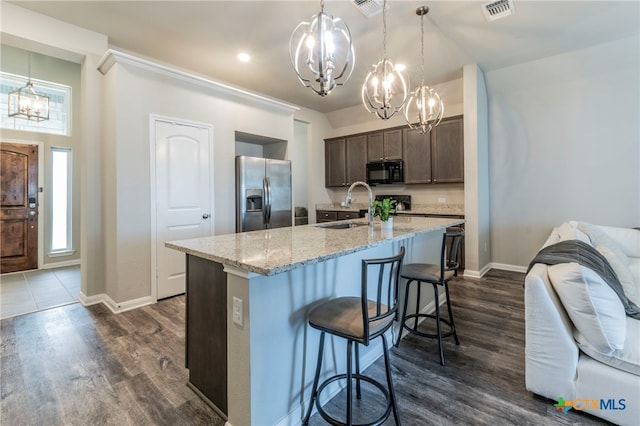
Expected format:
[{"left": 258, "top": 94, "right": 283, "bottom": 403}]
[{"left": 97, "top": 49, "right": 298, "bottom": 115}]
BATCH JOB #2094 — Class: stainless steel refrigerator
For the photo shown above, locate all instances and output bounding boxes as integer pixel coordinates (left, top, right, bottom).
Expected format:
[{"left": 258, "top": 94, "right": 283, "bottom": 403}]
[{"left": 236, "top": 156, "right": 292, "bottom": 232}]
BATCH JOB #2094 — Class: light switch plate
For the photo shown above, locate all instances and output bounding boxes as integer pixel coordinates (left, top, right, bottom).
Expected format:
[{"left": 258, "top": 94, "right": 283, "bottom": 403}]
[{"left": 232, "top": 296, "right": 243, "bottom": 326}]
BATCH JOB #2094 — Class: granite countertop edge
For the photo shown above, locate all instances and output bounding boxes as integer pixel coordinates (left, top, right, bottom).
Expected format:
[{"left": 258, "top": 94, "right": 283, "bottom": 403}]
[
  {"left": 166, "top": 217, "right": 464, "bottom": 276},
  {"left": 168, "top": 232, "right": 414, "bottom": 276}
]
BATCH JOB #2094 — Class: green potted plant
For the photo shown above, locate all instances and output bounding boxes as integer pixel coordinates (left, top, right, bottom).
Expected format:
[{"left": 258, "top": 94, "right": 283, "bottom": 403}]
[{"left": 372, "top": 198, "right": 396, "bottom": 228}]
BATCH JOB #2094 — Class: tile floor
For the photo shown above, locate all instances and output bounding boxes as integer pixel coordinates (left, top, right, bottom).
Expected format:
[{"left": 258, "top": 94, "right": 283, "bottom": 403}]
[{"left": 0, "top": 265, "right": 81, "bottom": 320}]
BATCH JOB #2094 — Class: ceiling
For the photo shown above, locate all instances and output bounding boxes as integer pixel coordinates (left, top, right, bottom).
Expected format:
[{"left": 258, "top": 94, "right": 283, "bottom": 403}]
[{"left": 8, "top": 1, "right": 640, "bottom": 114}]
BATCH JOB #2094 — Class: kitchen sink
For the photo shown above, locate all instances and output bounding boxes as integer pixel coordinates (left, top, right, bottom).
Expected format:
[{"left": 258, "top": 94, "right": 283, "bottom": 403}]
[{"left": 315, "top": 221, "right": 367, "bottom": 229}]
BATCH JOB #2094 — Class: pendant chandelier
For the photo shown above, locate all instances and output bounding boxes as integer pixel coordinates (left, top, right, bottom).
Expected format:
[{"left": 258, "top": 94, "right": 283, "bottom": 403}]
[
  {"left": 362, "top": 0, "right": 408, "bottom": 120},
  {"left": 289, "top": 0, "right": 355, "bottom": 97},
  {"left": 404, "top": 6, "right": 444, "bottom": 134},
  {"left": 8, "top": 53, "right": 50, "bottom": 122}
]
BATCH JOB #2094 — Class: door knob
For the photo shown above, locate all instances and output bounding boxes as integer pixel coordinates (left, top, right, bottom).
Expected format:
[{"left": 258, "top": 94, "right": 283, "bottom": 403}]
[{"left": 202, "top": 213, "right": 210, "bottom": 219}]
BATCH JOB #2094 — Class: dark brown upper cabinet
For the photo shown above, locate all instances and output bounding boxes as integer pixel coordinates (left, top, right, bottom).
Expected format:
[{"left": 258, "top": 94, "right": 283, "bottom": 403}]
[
  {"left": 346, "top": 135, "right": 367, "bottom": 184},
  {"left": 324, "top": 135, "right": 367, "bottom": 187},
  {"left": 325, "top": 115, "right": 463, "bottom": 187},
  {"left": 431, "top": 116, "right": 464, "bottom": 183},
  {"left": 367, "top": 129, "right": 403, "bottom": 162},
  {"left": 403, "top": 115, "right": 464, "bottom": 184},
  {"left": 403, "top": 127, "right": 433, "bottom": 184},
  {"left": 325, "top": 138, "right": 346, "bottom": 187}
]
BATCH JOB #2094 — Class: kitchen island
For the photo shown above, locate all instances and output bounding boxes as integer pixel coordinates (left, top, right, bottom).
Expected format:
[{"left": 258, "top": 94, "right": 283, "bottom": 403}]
[{"left": 166, "top": 216, "right": 464, "bottom": 426}]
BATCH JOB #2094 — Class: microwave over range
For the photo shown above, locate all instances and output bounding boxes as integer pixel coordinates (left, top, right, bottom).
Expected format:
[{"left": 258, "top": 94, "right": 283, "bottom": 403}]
[{"left": 366, "top": 160, "right": 404, "bottom": 185}]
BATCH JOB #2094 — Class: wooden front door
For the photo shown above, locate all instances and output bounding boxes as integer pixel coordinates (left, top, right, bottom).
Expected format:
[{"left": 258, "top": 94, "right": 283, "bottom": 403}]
[{"left": 1, "top": 143, "right": 38, "bottom": 273}]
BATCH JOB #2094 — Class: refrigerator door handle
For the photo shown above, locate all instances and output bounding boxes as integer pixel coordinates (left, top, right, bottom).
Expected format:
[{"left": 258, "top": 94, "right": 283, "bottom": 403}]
[
  {"left": 265, "top": 176, "right": 272, "bottom": 226},
  {"left": 262, "top": 177, "right": 268, "bottom": 225}
]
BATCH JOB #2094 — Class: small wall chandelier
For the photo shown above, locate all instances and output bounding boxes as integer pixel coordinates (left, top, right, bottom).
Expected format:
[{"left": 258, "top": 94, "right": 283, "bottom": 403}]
[
  {"left": 362, "top": 0, "right": 409, "bottom": 120},
  {"left": 404, "top": 6, "right": 444, "bottom": 134},
  {"left": 289, "top": 0, "right": 355, "bottom": 97},
  {"left": 8, "top": 53, "right": 50, "bottom": 122}
]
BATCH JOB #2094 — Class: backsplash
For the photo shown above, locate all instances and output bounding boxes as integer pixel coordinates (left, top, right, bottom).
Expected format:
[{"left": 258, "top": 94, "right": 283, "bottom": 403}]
[{"left": 327, "top": 183, "right": 464, "bottom": 207}]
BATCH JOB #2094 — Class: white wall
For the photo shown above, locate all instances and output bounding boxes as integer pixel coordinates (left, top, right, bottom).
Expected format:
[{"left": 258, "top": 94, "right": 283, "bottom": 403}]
[
  {"left": 292, "top": 107, "right": 335, "bottom": 224},
  {"left": 1, "top": 3, "right": 108, "bottom": 299},
  {"left": 463, "top": 64, "right": 491, "bottom": 276},
  {"left": 486, "top": 36, "right": 640, "bottom": 269},
  {"left": 292, "top": 120, "right": 309, "bottom": 212},
  {"left": 102, "top": 58, "right": 296, "bottom": 303}
]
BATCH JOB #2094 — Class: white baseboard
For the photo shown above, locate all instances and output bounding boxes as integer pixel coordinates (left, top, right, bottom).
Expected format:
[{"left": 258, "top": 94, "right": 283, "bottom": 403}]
[
  {"left": 77, "top": 292, "right": 103, "bottom": 306},
  {"left": 463, "top": 264, "right": 490, "bottom": 278},
  {"left": 487, "top": 262, "right": 527, "bottom": 273},
  {"left": 78, "top": 292, "right": 155, "bottom": 313},
  {"left": 463, "top": 262, "right": 527, "bottom": 278}
]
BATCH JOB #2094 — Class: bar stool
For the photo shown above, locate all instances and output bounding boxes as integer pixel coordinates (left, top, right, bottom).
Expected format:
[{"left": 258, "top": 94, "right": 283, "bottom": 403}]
[
  {"left": 302, "top": 247, "right": 405, "bottom": 426},
  {"left": 395, "top": 228, "right": 464, "bottom": 366}
]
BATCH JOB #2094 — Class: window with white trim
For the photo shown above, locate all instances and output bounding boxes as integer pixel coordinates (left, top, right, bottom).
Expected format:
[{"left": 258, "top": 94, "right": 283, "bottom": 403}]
[
  {"left": 50, "top": 147, "right": 72, "bottom": 254},
  {"left": 0, "top": 72, "right": 71, "bottom": 136}
]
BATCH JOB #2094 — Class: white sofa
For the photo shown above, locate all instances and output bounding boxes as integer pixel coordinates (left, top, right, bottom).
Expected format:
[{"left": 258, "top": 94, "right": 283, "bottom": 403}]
[{"left": 525, "top": 222, "right": 640, "bottom": 425}]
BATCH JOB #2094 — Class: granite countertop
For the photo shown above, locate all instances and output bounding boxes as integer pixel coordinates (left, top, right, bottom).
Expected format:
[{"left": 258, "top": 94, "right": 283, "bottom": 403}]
[
  {"left": 316, "top": 203, "right": 464, "bottom": 216},
  {"left": 166, "top": 216, "right": 464, "bottom": 276}
]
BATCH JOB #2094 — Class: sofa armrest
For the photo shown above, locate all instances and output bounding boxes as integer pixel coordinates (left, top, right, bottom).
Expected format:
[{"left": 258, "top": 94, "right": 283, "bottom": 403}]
[{"left": 525, "top": 263, "right": 579, "bottom": 400}]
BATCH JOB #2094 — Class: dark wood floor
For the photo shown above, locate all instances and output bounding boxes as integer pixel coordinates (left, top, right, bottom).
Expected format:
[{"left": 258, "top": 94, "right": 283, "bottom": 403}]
[
  {"left": 308, "top": 269, "right": 610, "bottom": 426},
  {"left": 1, "top": 270, "right": 609, "bottom": 425}
]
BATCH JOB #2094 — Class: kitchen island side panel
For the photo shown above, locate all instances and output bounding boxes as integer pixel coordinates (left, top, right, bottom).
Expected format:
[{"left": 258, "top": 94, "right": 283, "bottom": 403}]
[
  {"left": 186, "top": 254, "right": 227, "bottom": 416},
  {"left": 225, "top": 234, "right": 441, "bottom": 425}
]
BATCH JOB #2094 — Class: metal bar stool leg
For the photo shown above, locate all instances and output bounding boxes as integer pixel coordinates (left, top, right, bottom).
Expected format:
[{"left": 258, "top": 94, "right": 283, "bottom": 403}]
[
  {"left": 346, "top": 340, "right": 353, "bottom": 426},
  {"left": 382, "top": 334, "right": 402, "bottom": 426},
  {"left": 302, "top": 332, "right": 325, "bottom": 425},
  {"left": 414, "top": 281, "right": 422, "bottom": 330},
  {"left": 395, "top": 279, "right": 413, "bottom": 348},
  {"left": 355, "top": 343, "right": 361, "bottom": 399},
  {"left": 444, "top": 281, "right": 460, "bottom": 345},
  {"left": 433, "top": 284, "right": 445, "bottom": 366}
]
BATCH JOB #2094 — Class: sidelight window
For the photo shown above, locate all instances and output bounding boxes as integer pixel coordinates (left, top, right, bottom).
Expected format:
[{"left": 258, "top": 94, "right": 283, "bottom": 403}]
[{"left": 50, "top": 147, "right": 72, "bottom": 254}]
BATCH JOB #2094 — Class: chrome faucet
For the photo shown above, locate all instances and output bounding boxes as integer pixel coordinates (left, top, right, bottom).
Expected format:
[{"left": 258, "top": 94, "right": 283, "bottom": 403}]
[{"left": 342, "top": 181, "right": 374, "bottom": 227}]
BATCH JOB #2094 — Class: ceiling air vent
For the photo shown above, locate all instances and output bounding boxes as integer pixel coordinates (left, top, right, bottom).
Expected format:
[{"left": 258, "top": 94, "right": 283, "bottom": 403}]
[
  {"left": 482, "top": 0, "right": 515, "bottom": 22},
  {"left": 351, "top": 0, "right": 384, "bottom": 18}
]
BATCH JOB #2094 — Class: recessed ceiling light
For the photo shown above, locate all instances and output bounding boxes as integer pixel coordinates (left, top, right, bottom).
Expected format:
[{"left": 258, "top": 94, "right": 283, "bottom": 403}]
[
  {"left": 395, "top": 64, "right": 406, "bottom": 72},
  {"left": 237, "top": 52, "right": 251, "bottom": 63}
]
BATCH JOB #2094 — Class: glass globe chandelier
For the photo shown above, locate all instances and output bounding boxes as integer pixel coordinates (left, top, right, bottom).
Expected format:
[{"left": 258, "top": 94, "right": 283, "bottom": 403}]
[
  {"left": 404, "top": 6, "right": 444, "bottom": 134},
  {"left": 362, "top": 0, "right": 409, "bottom": 120},
  {"left": 289, "top": 0, "right": 355, "bottom": 97},
  {"left": 8, "top": 53, "right": 50, "bottom": 122}
]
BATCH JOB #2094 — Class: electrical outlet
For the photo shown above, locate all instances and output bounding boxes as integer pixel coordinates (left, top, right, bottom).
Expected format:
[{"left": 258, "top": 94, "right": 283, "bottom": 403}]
[
  {"left": 233, "top": 296, "right": 243, "bottom": 326},
  {"left": 438, "top": 197, "right": 446, "bottom": 203}
]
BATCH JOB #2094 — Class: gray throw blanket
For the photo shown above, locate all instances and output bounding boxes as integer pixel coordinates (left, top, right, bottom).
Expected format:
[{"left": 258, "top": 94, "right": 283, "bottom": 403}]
[{"left": 527, "top": 239, "right": 640, "bottom": 319}]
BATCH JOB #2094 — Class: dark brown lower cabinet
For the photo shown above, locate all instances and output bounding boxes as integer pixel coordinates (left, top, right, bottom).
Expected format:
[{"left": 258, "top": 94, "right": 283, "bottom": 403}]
[{"left": 186, "top": 254, "right": 227, "bottom": 418}]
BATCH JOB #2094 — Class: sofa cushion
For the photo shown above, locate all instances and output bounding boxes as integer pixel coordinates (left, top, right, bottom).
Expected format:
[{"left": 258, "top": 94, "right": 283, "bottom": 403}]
[
  {"left": 598, "top": 244, "right": 640, "bottom": 307},
  {"left": 629, "top": 258, "right": 640, "bottom": 304},
  {"left": 548, "top": 262, "right": 626, "bottom": 352},
  {"left": 579, "top": 222, "right": 639, "bottom": 307},
  {"left": 597, "top": 225, "right": 640, "bottom": 258},
  {"left": 576, "top": 317, "right": 640, "bottom": 376},
  {"left": 558, "top": 222, "right": 591, "bottom": 245}
]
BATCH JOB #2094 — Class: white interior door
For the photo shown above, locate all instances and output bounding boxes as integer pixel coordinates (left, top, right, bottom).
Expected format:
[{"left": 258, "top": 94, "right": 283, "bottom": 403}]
[{"left": 154, "top": 119, "right": 212, "bottom": 299}]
